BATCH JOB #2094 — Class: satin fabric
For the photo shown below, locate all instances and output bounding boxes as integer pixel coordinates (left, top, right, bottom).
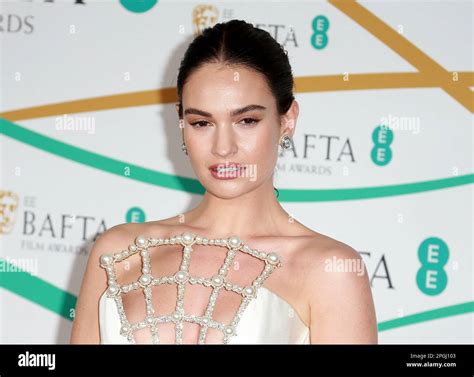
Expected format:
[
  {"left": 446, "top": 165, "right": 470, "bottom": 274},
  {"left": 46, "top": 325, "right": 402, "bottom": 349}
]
[{"left": 99, "top": 286, "right": 310, "bottom": 344}]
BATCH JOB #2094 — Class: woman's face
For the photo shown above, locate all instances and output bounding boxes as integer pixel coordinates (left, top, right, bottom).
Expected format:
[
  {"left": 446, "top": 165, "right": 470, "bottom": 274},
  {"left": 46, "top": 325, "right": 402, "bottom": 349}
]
[{"left": 178, "top": 63, "right": 294, "bottom": 199}]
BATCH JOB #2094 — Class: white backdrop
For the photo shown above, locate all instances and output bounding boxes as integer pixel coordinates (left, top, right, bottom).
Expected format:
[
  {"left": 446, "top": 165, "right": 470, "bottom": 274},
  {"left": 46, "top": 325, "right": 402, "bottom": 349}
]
[{"left": 1, "top": 0, "right": 473, "bottom": 344}]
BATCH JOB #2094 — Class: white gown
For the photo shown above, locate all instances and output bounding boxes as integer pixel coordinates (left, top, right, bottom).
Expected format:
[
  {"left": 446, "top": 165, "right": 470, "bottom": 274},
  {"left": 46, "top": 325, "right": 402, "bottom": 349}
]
[
  {"left": 99, "top": 286, "right": 310, "bottom": 344},
  {"left": 98, "top": 232, "right": 311, "bottom": 345}
]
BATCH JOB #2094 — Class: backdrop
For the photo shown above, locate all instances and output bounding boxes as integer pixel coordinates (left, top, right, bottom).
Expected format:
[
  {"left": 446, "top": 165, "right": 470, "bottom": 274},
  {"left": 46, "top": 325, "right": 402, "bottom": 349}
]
[{"left": 1, "top": 0, "right": 472, "bottom": 344}]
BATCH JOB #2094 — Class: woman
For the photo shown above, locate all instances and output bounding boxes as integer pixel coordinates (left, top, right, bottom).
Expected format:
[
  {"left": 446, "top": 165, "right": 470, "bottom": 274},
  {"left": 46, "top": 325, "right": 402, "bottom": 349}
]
[{"left": 70, "top": 19, "right": 378, "bottom": 345}]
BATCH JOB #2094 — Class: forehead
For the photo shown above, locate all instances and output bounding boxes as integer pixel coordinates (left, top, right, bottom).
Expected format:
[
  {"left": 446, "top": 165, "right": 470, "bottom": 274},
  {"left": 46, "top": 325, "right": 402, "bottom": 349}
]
[{"left": 182, "top": 63, "right": 275, "bottom": 112}]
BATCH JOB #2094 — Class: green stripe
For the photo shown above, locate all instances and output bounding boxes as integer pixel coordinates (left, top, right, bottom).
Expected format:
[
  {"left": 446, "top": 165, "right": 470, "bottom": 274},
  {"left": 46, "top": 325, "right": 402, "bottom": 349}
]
[
  {"left": 378, "top": 301, "right": 474, "bottom": 331},
  {"left": 1, "top": 118, "right": 473, "bottom": 201},
  {"left": 0, "top": 259, "right": 76, "bottom": 321},
  {"left": 0, "top": 118, "right": 204, "bottom": 195},
  {"left": 1, "top": 258, "right": 472, "bottom": 331}
]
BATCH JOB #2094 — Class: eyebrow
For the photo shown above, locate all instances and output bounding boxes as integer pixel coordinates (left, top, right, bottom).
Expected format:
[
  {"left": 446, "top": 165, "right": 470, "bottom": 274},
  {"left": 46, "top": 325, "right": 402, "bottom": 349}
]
[{"left": 183, "top": 104, "right": 267, "bottom": 117}]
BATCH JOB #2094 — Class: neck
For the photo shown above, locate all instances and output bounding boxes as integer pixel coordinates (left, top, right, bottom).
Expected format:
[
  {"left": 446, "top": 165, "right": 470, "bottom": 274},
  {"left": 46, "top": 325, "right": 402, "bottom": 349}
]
[{"left": 182, "top": 179, "right": 290, "bottom": 239}]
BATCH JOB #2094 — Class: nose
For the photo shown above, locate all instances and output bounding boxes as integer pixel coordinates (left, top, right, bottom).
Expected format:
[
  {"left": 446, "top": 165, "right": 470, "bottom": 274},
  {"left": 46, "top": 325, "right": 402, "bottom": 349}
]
[{"left": 211, "top": 123, "right": 237, "bottom": 158}]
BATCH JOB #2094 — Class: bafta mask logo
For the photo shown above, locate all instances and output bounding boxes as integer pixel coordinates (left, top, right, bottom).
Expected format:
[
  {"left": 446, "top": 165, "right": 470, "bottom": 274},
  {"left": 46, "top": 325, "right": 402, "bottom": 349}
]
[
  {"left": 192, "top": 5, "right": 219, "bottom": 36},
  {"left": 0, "top": 190, "right": 19, "bottom": 235}
]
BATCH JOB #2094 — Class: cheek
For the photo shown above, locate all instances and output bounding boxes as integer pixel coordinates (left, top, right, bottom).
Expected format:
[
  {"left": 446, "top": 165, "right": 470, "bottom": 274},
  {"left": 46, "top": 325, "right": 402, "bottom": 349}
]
[
  {"left": 242, "top": 125, "right": 279, "bottom": 174},
  {"left": 185, "top": 128, "right": 210, "bottom": 153},
  {"left": 184, "top": 135, "right": 208, "bottom": 174}
]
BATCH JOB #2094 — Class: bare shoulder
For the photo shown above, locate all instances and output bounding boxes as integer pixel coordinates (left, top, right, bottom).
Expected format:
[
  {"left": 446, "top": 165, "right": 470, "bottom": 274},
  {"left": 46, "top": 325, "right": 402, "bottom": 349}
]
[
  {"left": 87, "top": 223, "right": 143, "bottom": 269},
  {"left": 301, "top": 232, "right": 368, "bottom": 304},
  {"left": 297, "top": 230, "right": 361, "bottom": 274},
  {"left": 297, "top": 230, "right": 378, "bottom": 343},
  {"left": 298, "top": 230, "right": 367, "bottom": 298}
]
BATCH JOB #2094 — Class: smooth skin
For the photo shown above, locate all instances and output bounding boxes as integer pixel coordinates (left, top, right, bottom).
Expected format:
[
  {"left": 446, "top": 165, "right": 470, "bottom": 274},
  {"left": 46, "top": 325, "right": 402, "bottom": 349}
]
[{"left": 70, "top": 63, "right": 378, "bottom": 344}]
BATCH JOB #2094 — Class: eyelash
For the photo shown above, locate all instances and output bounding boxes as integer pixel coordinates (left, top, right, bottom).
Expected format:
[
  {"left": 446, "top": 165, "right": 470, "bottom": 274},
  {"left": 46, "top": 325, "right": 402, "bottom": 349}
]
[{"left": 190, "top": 118, "right": 260, "bottom": 128}]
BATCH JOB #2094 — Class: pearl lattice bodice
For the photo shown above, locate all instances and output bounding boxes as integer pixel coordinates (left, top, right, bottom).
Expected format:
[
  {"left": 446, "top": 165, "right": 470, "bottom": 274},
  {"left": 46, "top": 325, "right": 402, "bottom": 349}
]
[{"left": 99, "top": 232, "right": 282, "bottom": 344}]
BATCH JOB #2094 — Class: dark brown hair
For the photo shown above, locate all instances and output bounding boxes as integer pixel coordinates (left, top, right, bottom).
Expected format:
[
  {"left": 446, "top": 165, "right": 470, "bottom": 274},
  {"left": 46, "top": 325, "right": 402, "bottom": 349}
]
[{"left": 176, "top": 19, "right": 295, "bottom": 119}]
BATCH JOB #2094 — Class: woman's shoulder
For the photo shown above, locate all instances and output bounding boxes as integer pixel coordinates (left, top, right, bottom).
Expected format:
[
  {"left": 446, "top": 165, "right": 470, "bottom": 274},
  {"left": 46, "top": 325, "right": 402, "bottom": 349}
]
[
  {"left": 295, "top": 228, "right": 377, "bottom": 343},
  {"left": 296, "top": 228, "right": 371, "bottom": 318},
  {"left": 300, "top": 229, "right": 359, "bottom": 262},
  {"left": 292, "top": 227, "right": 363, "bottom": 289},
  {"left": 281, "top": 220, "right": 358, "bottom": 262}
]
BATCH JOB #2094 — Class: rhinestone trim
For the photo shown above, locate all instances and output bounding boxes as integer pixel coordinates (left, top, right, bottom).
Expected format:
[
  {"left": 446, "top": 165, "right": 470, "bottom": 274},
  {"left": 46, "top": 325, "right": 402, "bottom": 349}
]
[{"left": 99, "top": 232, "right": 282, "bottom": 344}]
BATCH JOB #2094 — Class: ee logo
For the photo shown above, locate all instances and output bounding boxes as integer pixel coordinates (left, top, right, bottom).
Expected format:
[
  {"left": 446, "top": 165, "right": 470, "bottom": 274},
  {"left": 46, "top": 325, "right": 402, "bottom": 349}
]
[
  {"left": 126, "top": 207, "right": 146, "bottom": 223},
  {"left": 311, "top": 15, "right": 329, "bottom": 49},
  {"left": 416, "top": 237, "right": 449, "bottom": 295},
  {"left": 371, "top": 125, "right": 393, "bottom": 166}
]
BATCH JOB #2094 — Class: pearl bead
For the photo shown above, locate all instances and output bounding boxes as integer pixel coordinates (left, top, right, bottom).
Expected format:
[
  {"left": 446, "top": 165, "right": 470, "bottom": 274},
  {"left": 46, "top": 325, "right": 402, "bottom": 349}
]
[
  {"left": 211, "top": 275, "right": 224, "bottom": 287},
  {"left": 172, "top": 312, "right": 181, "bottom": 320},
  {"left": 181, "top": 232, "right": 195, "bottom": 245},
  {"left": 100, "top": 254, "right": 113, "bottom": 266},
  {"left": 175, "top": 271, "right": 188, "bottom": 283},
  {"left": 107, "top": 285, "right": 119, "bottom": 296},
  {"left": 128, "top": 244, "right": 137, "bottom": 252},
  {"left": 135, "top": 235, "right": 148, "bottom": 248},
  {"left": 224, "top": 325, "right": 234, "bottom": 335},
  {"left": 267, "top": 252, "right": 280, "bottom": 265},
  {"left": 243, "top": 286, "right": 255, "bottom": 297},
  {"left": 139, "top": 274, "right": 152, "bottom": 286},
  {"left": 228, "top": 236, "right": 241, "bottom": 248},
  {"left": 202, "top": 318, "right": 209, "bottom": 324}
]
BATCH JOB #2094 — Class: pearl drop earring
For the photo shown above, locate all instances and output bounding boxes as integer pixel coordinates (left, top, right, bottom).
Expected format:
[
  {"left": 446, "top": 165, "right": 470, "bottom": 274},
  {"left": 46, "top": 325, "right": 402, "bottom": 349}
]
[{"left": 181, "top": 142, "right": 188, "bottom": 155}]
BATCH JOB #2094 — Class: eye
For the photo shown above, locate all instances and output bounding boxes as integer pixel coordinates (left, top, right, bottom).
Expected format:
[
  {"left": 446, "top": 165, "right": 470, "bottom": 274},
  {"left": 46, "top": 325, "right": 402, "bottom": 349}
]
[
  {"left": 190, "top": 120, "right": 211, "bottom": 128},
  {"left": 239, "top": 118, "right": 259, "bottom": 126}
]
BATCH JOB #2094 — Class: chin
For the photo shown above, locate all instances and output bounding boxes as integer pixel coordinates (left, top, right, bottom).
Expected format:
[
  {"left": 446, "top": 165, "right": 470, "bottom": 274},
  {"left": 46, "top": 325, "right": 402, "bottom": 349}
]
[{"left": 204, "top": 181, "right": 254, "bottom": 199}]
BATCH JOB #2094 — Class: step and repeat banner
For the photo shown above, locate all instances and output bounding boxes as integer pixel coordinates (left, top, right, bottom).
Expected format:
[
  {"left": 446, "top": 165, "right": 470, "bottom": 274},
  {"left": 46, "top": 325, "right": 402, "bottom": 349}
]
[{"left": 1, "top": 0, "right": 472, "bottom": 344}]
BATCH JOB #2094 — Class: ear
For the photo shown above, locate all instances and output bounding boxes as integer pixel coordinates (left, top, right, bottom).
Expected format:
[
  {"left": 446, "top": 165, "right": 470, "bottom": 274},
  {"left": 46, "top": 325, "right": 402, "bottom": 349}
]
[
  {"left": 279, "top": 100, "right": 299, "bottom": 139},
  {"left": 175, "top": 103, "right": 181, "bottom": 116}
]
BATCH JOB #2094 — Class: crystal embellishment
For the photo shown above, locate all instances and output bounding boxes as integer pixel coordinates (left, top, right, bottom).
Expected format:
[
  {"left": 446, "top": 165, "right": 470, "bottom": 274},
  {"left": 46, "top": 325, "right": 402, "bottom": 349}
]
[{"left": 99, "top": 232, "right": 283, "bottom": 344}]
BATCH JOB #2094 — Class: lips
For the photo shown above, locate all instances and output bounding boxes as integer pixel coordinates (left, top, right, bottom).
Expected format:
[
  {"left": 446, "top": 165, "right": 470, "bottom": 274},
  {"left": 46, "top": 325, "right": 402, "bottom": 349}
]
[
  {"left": 208, "top": 162, "right": 247, "bottom": 179},
  {"left": 208, "top": 162, "right": 244, "bottom": 171}
]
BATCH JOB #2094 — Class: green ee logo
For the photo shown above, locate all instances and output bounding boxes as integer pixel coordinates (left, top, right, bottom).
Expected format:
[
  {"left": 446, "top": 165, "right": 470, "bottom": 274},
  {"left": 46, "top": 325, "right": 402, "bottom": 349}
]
[
  {"left": 126, "top": 207, "right": 146, "bottom": 223},
  {"left": 120, "top": 0, "right": 158, "bottom": 13},
  {"left": 311, "top": 15, "right": 329, "bottom": 49},
  {"left": 416, "top": 237, "right": 449, "bottom": 296},
  {"left": 371, "top": 125, "right": 393, "bottom": 166}
]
